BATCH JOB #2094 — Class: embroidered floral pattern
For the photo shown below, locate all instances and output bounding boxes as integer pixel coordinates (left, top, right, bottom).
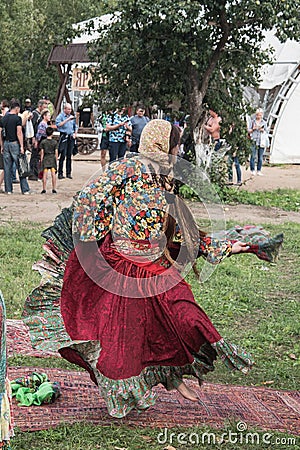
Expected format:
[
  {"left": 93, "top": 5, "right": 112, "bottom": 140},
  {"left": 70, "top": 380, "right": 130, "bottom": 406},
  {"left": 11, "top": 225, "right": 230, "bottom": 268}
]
[{"left": 73, "top": 158, "right": 168, "bottom": 245}]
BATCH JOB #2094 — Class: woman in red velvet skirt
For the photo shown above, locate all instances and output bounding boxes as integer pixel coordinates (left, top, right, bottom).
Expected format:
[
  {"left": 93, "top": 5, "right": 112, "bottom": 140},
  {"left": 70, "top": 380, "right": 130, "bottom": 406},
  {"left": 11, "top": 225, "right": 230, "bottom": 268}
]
[{"left": 23, "top": 120, "right": 283, "bottom": 418}]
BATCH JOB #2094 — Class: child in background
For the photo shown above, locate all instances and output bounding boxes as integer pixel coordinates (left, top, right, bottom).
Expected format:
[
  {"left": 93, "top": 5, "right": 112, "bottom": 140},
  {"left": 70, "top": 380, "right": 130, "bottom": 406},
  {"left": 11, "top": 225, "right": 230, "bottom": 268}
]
[{"left": 40, "top": 126, "right": 58, "bottom": 194}]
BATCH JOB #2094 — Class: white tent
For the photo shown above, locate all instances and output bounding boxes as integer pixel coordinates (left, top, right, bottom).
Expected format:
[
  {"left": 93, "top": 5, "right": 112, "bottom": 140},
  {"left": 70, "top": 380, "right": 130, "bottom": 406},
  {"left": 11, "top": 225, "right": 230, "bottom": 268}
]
[{"left": 260, "top": 31, "right": 300, "bottom": 164}]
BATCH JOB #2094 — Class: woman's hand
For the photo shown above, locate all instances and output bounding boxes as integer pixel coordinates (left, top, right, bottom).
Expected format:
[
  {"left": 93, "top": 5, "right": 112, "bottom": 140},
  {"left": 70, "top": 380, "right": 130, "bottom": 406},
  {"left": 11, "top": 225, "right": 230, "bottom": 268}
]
[{"left": 231, "top": 241, "right": 250, "bottom": 254}]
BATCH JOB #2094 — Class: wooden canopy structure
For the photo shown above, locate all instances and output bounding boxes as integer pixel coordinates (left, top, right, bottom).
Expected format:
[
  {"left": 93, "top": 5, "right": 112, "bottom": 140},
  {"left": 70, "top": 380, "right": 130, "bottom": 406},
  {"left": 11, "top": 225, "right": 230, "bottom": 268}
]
[{"left": 48, "top": 43, "right": 91, "bottom": 117}]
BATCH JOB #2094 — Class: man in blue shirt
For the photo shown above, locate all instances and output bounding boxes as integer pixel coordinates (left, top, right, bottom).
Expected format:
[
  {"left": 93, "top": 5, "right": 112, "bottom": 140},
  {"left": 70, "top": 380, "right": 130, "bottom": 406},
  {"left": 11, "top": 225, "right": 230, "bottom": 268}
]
[
  {"left": 56, "top": 103, "right": 78, "bottom": 179},
  {"left": 127, "top": 105, "right": 150, "bottom": 153},
  {"left": 106, "top": 107, "right": 130, "bottom": 162}
]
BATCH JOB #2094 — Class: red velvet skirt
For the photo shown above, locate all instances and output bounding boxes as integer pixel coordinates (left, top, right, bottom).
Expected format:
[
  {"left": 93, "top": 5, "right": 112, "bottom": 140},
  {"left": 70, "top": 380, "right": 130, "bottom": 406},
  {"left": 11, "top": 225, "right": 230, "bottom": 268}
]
[{"left": 60, "top": 233, "right": 221, "bottom": 382}]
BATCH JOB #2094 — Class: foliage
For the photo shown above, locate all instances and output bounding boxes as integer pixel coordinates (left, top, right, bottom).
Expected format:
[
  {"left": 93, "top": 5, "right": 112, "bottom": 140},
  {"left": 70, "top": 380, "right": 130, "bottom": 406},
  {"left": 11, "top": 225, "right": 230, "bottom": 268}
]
[
  {"left": 87, "top": 0, "right": 300, "bottom": 153},
  {"left": 0, "top": 0, "right": 105, "bottom": 105}
]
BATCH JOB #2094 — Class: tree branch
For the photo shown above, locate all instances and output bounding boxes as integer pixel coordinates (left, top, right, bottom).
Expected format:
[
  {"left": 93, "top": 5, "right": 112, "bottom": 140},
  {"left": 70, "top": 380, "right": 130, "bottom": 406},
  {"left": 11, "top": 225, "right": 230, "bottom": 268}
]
[{"left": 200, "top": 1, "right": 230, "bottom": 98}]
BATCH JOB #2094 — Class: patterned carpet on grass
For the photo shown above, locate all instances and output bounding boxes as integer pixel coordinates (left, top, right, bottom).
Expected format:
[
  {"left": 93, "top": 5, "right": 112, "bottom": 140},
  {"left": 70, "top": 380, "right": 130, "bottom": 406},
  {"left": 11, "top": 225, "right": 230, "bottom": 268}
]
[
  {"left": 7, "top": 319, "right": 59, "bottom": 358},
  {"left": 8, "top": 366, "right": 300, "bottom": 436}
]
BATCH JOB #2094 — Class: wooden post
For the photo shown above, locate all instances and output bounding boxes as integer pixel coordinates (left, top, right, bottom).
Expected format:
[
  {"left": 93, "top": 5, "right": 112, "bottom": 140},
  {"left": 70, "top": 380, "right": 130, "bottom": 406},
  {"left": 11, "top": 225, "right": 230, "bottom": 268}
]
[{"left": 54, "top": 64, "right": 72, "bottom": 118}]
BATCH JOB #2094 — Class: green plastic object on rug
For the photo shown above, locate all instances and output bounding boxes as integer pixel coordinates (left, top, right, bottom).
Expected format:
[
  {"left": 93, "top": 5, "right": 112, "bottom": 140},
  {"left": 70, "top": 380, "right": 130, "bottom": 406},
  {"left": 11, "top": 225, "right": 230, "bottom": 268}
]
[{"left": 11, "top": 372, "right": 61, "bottom": 406}]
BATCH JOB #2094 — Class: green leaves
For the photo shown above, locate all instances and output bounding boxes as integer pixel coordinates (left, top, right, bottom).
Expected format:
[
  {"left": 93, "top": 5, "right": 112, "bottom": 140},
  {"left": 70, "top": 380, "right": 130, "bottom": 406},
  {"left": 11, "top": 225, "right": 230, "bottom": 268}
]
[
  {"left": 87, "top": 0, "right": 298, "bottom": 148},
  {"left": 0, "top": 0, "right": 105, "bottom": 103}
]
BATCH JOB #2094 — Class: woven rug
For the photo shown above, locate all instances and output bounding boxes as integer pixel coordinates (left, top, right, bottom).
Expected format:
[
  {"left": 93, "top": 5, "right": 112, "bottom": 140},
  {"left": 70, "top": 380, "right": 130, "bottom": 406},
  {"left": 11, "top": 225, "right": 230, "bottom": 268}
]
[
  {"left": 8, "top": 367, "right": 300, "bottom": 435},
  {"left": 7, "top": 320, "right": 59, "bottom": 358}
]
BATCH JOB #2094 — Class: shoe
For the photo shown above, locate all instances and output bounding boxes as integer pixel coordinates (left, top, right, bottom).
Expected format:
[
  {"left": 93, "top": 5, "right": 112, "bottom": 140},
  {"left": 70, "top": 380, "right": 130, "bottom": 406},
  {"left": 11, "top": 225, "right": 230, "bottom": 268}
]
[
  {"left": 257, "top": 171, "right": 264, "bottom": 176},
  {"left": 23, "top": 191, "right": 31, "bottom": 195},
  {"left": 52, "top": 189, "right": 57, "bottom": 194},
  {"left": 12, "top": 180, "right": 19, "bottom": 184},
  {"left": 250, "top": 170, "right": 256, "bottom": 176},
  {"left": 58, "top": 175, "right": 65, "bottom": 179},
  {"left": 41, "top": 190, "right": 46, "bottom": 194},
  {"left": 66, "top": 175, "right": 72, "bottom": 179},
  {"left": 28, "top": 175, "right": 38, "bottom": 181},
  {"left": 235, "top": 181, "right": 242, "bottom": 186},
  {"left": 7, "top": 192, "right": 12, "bottom": 195}
]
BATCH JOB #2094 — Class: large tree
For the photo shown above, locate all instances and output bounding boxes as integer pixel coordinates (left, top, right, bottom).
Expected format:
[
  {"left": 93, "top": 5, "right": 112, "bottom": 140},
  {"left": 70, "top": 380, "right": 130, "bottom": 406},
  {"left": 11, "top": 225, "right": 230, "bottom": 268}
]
[
  {"left": 87, "top": 0, "right": 300, "bottom": 148},
  {"left": 0, "top": 0, "right": 103, "bottom": 105}
]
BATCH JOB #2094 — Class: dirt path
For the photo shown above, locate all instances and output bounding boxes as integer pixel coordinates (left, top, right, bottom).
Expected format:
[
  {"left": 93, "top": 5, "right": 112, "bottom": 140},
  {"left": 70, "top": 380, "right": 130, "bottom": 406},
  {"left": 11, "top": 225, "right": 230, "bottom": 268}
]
[{"left": 0, "top": 158, "right": 299, "bottom": 225}]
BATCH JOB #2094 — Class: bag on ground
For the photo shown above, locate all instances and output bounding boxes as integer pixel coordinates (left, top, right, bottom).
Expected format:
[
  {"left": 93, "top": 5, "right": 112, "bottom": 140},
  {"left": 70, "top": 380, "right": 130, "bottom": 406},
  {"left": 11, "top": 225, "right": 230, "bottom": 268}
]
[{"left": 18, "top": 153, "right": 31, "bottom": 178}]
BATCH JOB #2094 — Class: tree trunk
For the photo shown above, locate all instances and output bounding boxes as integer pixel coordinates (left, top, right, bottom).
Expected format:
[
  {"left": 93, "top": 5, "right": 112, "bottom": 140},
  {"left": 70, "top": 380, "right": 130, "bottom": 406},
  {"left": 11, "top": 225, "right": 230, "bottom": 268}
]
[{"left": 187, "top": 64, "right": 206, "bottom": 145}]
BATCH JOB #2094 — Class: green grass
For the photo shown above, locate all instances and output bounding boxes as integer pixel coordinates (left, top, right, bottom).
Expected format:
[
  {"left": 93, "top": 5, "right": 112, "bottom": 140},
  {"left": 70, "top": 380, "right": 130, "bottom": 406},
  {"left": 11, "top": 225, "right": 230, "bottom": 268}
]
[
  {"left": 0, "top": 220, "right": 299, "bottom": 449},
  {"left": 180, "top": 186, "right": 300, "bottom": 212},
  {"left": 220, "top": 188, "right": 300, "bottom": 212},
  {"left": 187, "top": 222, "right": 300, "bottom": 391},
  {"left": 12, "top": 423, "right": 300, "bottom": 449},
  {"left": 0, "top": 222, "right": 44, "bottom": 318}
]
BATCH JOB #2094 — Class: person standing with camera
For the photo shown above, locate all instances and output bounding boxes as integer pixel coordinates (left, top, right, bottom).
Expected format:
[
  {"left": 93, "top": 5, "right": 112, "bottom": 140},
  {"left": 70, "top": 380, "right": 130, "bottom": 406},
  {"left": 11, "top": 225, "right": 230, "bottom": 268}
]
[
  {"left": 106, "top": 107, "right": 130, "bottom": 162},
  {"left": 56, "top": 103, "right": 78, "bottom": 179}
]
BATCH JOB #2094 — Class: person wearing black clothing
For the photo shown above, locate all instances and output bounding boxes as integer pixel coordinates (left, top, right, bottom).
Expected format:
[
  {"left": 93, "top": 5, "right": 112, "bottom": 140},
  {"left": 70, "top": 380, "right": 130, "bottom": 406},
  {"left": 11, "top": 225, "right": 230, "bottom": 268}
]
[
  {"left": 0, "top": 101, "right": 30, "bottom": 194},
  {"left": 76, "top": 104, "right": 94, "bottom": 128}
]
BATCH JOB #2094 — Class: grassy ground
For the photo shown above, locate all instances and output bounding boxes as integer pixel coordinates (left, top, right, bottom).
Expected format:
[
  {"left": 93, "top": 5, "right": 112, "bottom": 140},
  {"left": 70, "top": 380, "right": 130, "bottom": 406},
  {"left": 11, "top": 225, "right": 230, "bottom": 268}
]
[
  {"left": 12, "top": 423, "right": 300, "bottom": 450},
  {"left": 180, "top": 186, "right": 300, "bottom": 212},
  {"left": 0, "top": 215, "right": 299, "bottom": 449},
  {"left": 220, "top": 188, "right": 300, "bottom": 212}
]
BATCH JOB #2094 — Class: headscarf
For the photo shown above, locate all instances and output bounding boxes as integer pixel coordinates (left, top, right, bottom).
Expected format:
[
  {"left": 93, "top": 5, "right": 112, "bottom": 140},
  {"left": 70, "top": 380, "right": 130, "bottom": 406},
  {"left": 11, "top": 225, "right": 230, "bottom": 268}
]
[
  {"left": 139, "top": 119, "right": 172, "bottom": 156},
  {"left": 138, "top": 119, "right": 174, "bottom": 181},
  {"left": 138, "top": 119, "right": 200, "bottom": 267}
]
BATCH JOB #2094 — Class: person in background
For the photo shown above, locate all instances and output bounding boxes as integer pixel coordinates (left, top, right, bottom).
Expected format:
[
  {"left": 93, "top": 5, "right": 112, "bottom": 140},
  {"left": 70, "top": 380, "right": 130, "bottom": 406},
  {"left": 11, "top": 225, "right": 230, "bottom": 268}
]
[
  {"left": 96, "top": 112, "right": 109, "bottom": 168},
  {"left": 0, "top": 99, "right": 18, "bottom": 184},
  {"left": 0, "top": 101, "right": 9, "bottom": 190},
  {"left": 43, "top": 96, "right": 55, "bottom": 119},
  {"left": 203, "top": 109, "right": 222, "bottom": 151},
  {"left": 39, "top": 126, "right": 58, "bottom": 194},
  {"left": 29, "top": 99, "right": 48, "bottom": 180},
  {"left": 0, "top": 100, "right": 30, "bottom": 195},
  {"left": 21, "top": 106, "right": 34, "bottom": 154},
  {"left": 106, "top": 107, "right": 130, "bottom": 162},
  {"left": 248, "top": 108, "right": 268, "bottom": 176},
  {"left": 227, "top": 124, "right": 242, "bottom": 186},
  {"left": 76, "top": 100, "right": 94, "bottom": 128},
  {"left": 55, "top": 103, "right": 78, "bottom": 179},
  {"left": 0, "top": 99, "right": 9, "bottom": 116},
  {"left": 125, "top": 128, "right": 132, "bottom": 151},
  {"left": 23, "top": 98, "right": 33, "bottom": 112},
  {"left": 127, "top": 105, "right": 150, "bottom": 153},
  {"left": 35, "top": 109, "right": 51, "bottom": 147},
  {"left": 227, "top": 153, "right": 242, "bottom": 186},
  {"left": 32, "top": 100, "right": 47, "bottom": 136}
]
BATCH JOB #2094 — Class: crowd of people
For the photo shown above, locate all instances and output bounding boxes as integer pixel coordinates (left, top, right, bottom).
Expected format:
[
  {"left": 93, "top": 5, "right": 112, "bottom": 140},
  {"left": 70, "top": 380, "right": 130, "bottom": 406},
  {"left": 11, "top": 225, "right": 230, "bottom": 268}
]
[
  {"left": 0, "top": 96, "right": 270, "bottom": 197},
  {"left": 0, "top": 97, "right": 78, "bottom": 195}
]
